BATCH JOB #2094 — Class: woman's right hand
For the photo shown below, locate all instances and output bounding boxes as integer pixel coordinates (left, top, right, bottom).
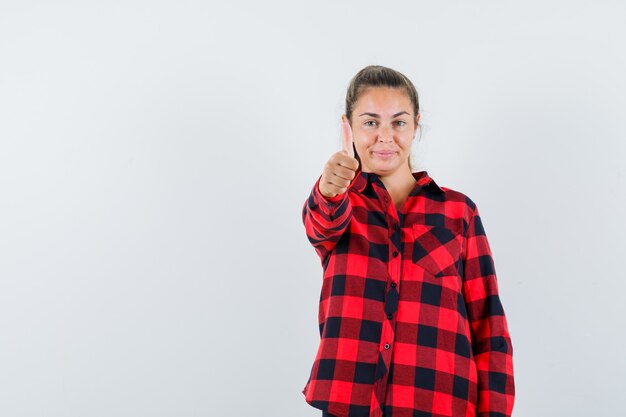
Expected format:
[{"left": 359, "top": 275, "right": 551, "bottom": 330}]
[{"left": 318, "top": 117, "right": 360, "bottom": 199}]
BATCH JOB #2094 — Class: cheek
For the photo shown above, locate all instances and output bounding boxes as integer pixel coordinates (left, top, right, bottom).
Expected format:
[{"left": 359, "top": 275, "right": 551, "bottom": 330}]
[
  {"left": 401, "top": 136, "right": 414, "bottom": 149},
  {"left": 353, "top": 136, "right": 372, "bottom": 150}
]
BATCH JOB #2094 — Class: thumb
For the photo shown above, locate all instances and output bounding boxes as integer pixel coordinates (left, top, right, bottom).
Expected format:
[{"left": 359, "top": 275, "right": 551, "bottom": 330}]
[{"left": 341, "top": 115, "right": 354, "bottom": 158}]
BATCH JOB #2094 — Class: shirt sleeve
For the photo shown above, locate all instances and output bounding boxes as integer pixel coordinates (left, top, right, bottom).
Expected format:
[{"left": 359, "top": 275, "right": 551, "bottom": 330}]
[
  {"left": 461, "top": 204, "right": 515, "bottom": 417},
  {"left": 301, "top": 174, "right": 353, "bottom": 265}
]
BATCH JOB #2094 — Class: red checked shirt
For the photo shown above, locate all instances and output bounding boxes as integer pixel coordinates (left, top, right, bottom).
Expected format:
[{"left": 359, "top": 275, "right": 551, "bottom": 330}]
[{"left": 301, "top": 170, "right": 514, "bottom": 417}]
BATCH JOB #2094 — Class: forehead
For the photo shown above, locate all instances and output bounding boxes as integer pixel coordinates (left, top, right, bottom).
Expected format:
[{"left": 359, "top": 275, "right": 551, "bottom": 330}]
[{"left": 354, "top": 87, "right": 413, "bottom": 115}]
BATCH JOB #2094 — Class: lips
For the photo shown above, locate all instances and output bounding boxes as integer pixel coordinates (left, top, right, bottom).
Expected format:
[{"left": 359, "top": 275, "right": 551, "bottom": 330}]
[{"left": 372, "top": 150, "right": 397, "bottom": 159}]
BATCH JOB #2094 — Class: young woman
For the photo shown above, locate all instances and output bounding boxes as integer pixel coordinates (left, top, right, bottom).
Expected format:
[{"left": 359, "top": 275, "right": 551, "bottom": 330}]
[{"left": 301, "top": 65, "right": 515, "bottom": 417}]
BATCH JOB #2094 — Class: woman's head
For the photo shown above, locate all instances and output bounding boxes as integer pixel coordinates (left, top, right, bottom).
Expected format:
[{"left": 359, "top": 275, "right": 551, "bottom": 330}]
[{"left": 344, "top": 65, "right": 421, "bottom": 175}]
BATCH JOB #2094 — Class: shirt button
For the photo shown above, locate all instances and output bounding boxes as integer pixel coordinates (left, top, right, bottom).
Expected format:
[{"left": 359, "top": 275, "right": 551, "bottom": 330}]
[
  {"left": 384, "top": 343, "right": 391, "bottom": 350},
  {"left": 392, "top": 251, "right": 399, "bottom": 257},
  {"left": 387, "top": 314, "right": 393, "bottom": 320},
  {"left": 390, "top": 282, "right": 397, "bottom": 288}
]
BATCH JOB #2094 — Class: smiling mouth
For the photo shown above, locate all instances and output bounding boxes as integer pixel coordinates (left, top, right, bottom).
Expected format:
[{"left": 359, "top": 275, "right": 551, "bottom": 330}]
[{"left": 373, "top": 151, "right": 396, "bottom": 159}]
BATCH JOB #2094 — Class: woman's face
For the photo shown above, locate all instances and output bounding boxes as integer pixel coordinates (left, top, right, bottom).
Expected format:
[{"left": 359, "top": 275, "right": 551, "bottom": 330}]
[{"left": 348, "top": 87, "right": 419, "bottom": 176}]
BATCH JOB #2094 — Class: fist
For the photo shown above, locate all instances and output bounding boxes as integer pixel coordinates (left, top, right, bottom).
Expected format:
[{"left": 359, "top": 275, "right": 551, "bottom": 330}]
[{"left": 318, "top": 117, "right": 359, "bottom": 199}]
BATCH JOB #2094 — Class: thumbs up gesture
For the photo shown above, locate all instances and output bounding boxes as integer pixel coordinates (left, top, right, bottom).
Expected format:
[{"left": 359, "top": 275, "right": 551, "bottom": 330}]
[{"left": 318, "top": 116, "right": 360, "bottom": 199}]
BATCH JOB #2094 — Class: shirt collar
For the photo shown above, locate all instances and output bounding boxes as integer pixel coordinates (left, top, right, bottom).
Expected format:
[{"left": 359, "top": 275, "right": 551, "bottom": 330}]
[{"left": 351, "top": 170, "right": 444, "bottom": 194}]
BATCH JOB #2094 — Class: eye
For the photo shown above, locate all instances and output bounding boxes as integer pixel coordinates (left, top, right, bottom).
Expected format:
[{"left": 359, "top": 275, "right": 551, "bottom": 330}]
[
  {"left": 364, "top": 120, "right": 377, "bottom": 127},
  {"left": 394, "top": 120, "right": 407, "bottom": 127}
]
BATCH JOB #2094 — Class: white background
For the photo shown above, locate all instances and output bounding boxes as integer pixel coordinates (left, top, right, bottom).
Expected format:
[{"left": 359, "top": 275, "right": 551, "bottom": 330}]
[{"left": 1, "top": 1, "right": 625, "bottom": 416}]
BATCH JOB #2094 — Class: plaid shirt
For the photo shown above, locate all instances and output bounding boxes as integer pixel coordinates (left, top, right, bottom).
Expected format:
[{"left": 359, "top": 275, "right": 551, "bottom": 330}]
[{"left": 301, "top": 170, "right": 514, "bottom": 417}]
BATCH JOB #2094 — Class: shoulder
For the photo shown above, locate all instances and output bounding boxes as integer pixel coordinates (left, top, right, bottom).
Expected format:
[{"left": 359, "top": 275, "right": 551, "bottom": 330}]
[
  {"left": 437, "top": 184, "right": 478, "bottom": 213},
  {"left": 422, "top": 171, "right": 477, "bottom": 213}
]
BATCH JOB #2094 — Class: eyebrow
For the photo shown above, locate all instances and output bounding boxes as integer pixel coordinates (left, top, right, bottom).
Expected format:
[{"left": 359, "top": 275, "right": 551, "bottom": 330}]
[{"left": 358, "top": 111, "right": 410, "bottom": 118}]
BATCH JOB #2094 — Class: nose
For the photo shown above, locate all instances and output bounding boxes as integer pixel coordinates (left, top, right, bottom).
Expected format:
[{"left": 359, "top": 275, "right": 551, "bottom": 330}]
[{"left": 377, "top": 125, "right": 393, "bottom": 142}]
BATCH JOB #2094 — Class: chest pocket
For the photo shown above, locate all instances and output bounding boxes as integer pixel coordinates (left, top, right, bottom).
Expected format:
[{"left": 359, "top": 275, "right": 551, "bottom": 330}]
[{"left": 411, "top": 223, "right": 462, "bottom": 278}]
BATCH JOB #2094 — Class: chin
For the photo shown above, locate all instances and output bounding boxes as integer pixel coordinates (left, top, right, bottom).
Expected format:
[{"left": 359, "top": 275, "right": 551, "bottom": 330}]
[
  {"left": 363, "top": 159, "right": 408, "bottom": 175},
  {"left": 365, "top": 165, "right": 398, "bottom": 175}
]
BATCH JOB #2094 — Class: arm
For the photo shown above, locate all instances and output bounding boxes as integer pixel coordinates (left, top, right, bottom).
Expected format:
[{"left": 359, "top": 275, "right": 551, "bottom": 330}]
[
  {"left": 301, "top": 174, "right": 353, "bottom": 265},
  {"left": 462, "top": 203, "right": 515, "bottom": 417}
]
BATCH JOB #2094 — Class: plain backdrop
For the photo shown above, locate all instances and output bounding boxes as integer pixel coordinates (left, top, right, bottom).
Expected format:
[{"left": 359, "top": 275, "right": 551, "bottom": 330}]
[{"left": 1, "top": 1, "right": 625, "bottom": 416}]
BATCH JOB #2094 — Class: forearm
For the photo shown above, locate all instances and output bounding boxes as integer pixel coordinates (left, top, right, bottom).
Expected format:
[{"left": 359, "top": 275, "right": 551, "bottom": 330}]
[{"left": 302, "top": 175, "right": 353, "bottom": 263}]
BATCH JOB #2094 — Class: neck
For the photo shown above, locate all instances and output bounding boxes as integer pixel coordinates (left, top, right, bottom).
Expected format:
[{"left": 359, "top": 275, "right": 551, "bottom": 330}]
[{"left": 376, "top": 165, "right": 416, "bottom": 193}]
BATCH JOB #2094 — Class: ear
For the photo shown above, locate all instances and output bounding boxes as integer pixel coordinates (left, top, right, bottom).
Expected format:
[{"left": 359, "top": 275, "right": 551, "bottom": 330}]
[{"left": 413, "top": 112, "right": 420, "bottom": 136}]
